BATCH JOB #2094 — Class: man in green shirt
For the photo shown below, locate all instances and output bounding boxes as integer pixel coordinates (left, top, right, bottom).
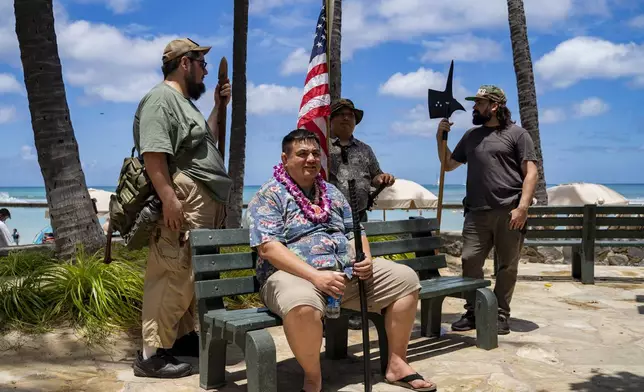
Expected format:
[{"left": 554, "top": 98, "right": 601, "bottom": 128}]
[{"left": 131, "top": 38, "right": 232, "bottom": 378}]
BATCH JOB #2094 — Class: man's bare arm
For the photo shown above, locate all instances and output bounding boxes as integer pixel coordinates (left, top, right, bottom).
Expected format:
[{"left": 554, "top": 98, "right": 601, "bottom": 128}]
[
  {"left": 257, "top": 241, "right": 320, "bottom": 281},
  {"left": 436, "top": 139, "right": 462, "bottom": 172},
  {"left": 519, "top": 160, "right": 538, "bottom": 209},
  {"left": 143, "top": 152, "right": 184, "bottom": 230}
]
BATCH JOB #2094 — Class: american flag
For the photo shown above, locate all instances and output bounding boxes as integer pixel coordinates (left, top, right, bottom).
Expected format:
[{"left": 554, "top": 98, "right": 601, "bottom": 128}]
[{"left": 297, "top": 0, "right": 331, "bottom": 179}]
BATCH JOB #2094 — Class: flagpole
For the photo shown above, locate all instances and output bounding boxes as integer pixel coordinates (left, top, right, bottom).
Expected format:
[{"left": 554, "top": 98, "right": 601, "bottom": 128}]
[{"left": 325, "top": 0, "right": 332, "bottom": 180}]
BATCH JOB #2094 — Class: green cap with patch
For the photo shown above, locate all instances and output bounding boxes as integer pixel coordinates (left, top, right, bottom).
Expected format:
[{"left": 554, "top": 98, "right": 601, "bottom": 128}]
[{"left": 465, "top": 85, "right": 507, "bottom": 104}]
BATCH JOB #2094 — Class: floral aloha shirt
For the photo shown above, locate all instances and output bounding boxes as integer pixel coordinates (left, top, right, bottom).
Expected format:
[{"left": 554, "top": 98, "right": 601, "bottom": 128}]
[{"left": 247, "top": 176, "right": 365, "bottom": 287}]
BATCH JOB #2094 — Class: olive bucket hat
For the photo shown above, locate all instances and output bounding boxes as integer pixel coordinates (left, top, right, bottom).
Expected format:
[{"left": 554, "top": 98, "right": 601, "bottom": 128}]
[{"left": 330, "top": 98, "right": 364, "bottom": 125}]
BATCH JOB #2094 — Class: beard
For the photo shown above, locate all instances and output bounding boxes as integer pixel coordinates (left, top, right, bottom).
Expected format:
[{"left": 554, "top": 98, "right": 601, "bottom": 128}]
[
  {"left": 472, "top": 109, "right": 492, "bottom": 125},
  {"left": 185, "top": 72, "right": 206, "bottom": 100}
]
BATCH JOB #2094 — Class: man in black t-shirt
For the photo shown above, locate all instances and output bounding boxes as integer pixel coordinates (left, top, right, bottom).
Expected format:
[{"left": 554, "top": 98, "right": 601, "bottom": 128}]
[{"left": 435, "top": 85, "right": 538, "bottom": 335}]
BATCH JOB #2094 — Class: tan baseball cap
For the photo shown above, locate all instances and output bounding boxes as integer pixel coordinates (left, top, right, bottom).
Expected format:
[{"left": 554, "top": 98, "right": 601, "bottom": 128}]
[{"left": 162, "top": 38, "right": 211, "bottom": 63}]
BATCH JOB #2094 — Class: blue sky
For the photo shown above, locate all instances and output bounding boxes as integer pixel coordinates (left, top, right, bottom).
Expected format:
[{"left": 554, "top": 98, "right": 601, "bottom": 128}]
[{"left": 1, "top": 0, "right": 644, "bottom": 187}]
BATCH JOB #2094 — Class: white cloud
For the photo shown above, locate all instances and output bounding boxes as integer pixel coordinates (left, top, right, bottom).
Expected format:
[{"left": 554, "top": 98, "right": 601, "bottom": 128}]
[
  {"left": 421, "top": 35, "right": 503, "bottom": 63},
  {"left": 247, "top": 82, "right": 302, "bottom": 115},
  {"left": 20, "top": 145, "right": 36, "bottom": 161},
  {"left": 574, "top": 97, "right": 609, "bottom": 117},
  {"left": 0, "top": 73, "right": 22, "bottom": 94},
  {"left": 391, "top": 103, "right": 471, "bottom": 137},
  {"left": 540, "top": 108, "right": 566, "bottom": 124},
  {"left": 342, "top": 0, "right": 573, "bottom": 58},
  {"left": 629, "top": 15, "right": 644, "bottom": 28},
  {"left": 0, "top": 1, "right": 227, "bottom": 103},
  {"left": 281, "top": 48, "right": 310, "bottom": 75},
  {"left": 379, "top": 67, "right": 470, "bottom": 100},
  {"left": 0, "top": 106, "right": 16, "bottom": 124},
  {"left": 74, "top": 0, "right": 141, "bottom": 13},
  {"left": 535, "top": 36, "right": 644, "bottom": 88}
]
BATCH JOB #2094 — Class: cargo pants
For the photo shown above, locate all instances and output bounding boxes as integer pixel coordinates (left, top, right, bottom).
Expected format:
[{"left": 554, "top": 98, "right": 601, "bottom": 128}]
[
  {"left": 141, "top": 172, "right": 225, "bottom": 349},
  {"left": 461, "top": 205, "right": 525, "bottom": 317}
]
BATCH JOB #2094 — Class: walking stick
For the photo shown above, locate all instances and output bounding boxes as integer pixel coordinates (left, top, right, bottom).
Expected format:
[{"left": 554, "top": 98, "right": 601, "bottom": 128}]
[
  {"left": 341, "top": 146, "right": 372, "bottom": 392},
  {"left": 348, "top": 179, "right": 372, "bottom": 392},
  {"left": 216, "top": 57, "right": 229, "bottom": 159}
]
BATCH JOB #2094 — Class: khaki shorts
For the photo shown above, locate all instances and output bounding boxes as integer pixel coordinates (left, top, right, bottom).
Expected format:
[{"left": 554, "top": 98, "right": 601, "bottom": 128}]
[{"left": 260, "top": 258, "right": 421, "bottom": 319}]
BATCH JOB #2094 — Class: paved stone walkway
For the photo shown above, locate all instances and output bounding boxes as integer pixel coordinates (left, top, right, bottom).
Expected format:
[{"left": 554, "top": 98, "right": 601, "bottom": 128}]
[{"left": 1, "top": 262, "right": 643, "bottom": 391}]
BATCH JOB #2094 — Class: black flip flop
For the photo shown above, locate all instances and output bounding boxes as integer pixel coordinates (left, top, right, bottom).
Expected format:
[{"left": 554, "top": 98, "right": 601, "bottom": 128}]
[{"left": 385, "top": 373, "right": 437, "bottom": 391}]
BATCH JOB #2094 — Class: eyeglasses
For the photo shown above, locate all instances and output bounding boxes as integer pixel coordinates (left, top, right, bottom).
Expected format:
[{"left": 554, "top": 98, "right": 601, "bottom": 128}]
[{"left": 187, "top": 57, "right": 207, "bottom": 70}]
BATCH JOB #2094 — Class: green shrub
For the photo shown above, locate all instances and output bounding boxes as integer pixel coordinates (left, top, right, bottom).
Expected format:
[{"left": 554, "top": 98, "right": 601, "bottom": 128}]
[{"left": 0, "top": 249, "right": 56, "bottom": 277}]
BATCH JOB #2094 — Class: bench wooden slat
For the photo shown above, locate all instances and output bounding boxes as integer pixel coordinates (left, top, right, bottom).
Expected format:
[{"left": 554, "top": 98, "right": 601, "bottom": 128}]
[
  {"left": 526, "top": 217, "right": 583, "bottom": 227},
  {"left": 370, "top": 237, "right": 441, "bottom": 257},
  {"left": 595, "top": 240, "right": 644, "bottom": 247},
  {"left": 596, "top": 206, "right": 644, "bottom": 215},
  {"left": 363, "top": 219, "right": 437, "bottom": 236},
  {"left": 394, "top": 255, "right": 447, "bottom": 271},
  {"left": 419, "top": 277, "right": 490, "bottom": 298},
  {"left": 226, "top": 312, "right": 282, "bottom": 334},
  {"left": 206, "top": 308, "right": 272, "bottom": 329},
  {"left": 528, "top": 206, "right": 584, "bottom": 215},
  {"left": 193, "top": 252, "right": 256, "bottom": 273},
  {"left": 191, "top": 228, "right": 250, "bottom": 249},
  {"left": 524, "top": 239, "right": 582, "bottom": 247},
  {"left": 595, "top": 217, "right": 644, "bottom": 227},
  {"left": 595, "top": 230, "right": 644, "bottom": 239},
  {"left": 525, "top": 229, "right": 583, "bottom": 239},
  {"left": 195, "top": 276, "right": 258, "bottom": 299}
]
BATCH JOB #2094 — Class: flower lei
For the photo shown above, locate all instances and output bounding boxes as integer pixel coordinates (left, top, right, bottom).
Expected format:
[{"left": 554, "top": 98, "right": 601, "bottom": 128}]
[{"left": 273, "top": 163, "right": 331, "bottom": 223}]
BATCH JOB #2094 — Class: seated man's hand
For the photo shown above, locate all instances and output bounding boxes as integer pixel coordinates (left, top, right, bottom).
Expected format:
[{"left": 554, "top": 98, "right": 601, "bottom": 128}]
[
  {"left": 353, "top": 256, "right": 373, "bottom": 280},
  {"left": 312, "top": 270, "right": 346, "bottom": 299}
]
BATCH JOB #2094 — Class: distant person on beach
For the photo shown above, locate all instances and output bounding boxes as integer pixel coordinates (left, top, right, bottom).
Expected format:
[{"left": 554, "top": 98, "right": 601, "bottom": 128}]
[
  {"left": 328, "top": 98, "right": 396, "bottom": 330},
  {"left": 435, "top": 85, "right": 537, "bottom": 335},
  {"left": 131, "top": 38, "right": 232, "bottom": 379},
  {"left": 0, "top": 208, "right": 13, "bottom": 247},
  {"left": 246, "top": 129, "right": 436, "bottom": 392},
  {"left": 12, "top": 229, "right": 19, "bottom": 245}
]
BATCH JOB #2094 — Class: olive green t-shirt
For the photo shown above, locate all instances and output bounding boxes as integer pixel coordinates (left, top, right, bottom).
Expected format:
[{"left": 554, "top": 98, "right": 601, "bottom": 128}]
[{"left": 133, "top": 82, "right": 231, "bottom": 203}]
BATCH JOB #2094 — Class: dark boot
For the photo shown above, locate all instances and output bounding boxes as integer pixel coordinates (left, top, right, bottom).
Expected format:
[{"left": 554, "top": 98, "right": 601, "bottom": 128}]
[
  {"left": 169, "top": 331, "right": 199, "bottom": 357},
  {"left": 132, "top": 348, "right": 193, "bottom": 378},
  {"left": 497, "top": 314, "right": 510, "bottom": 335},
  {"left": 451, "top": 310, "right": 476, "bottom": 331},
  {"left": 348, "top": 314, "right": 362, "bottom": 330}
]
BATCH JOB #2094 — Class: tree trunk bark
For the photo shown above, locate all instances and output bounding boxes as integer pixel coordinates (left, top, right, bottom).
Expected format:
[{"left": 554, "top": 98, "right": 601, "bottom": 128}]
[
  {"left": 225, "top": 0, "right": 249, "bottom": 228},
  {"left": 329, "top": 0, "right": 342, "bottom": 103},
  {"left": 507, "top": 0, "right": 548, "bottom": 205},
  {"left": 14, "top": 0, "right": 105, "bottom": 259}
]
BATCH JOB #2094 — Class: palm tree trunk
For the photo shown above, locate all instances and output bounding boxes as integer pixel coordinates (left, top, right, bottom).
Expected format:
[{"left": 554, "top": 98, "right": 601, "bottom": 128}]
[
  {"left": 225, "top": 0, "right": 249, "bottom": 228},
  {"left": 14, "top": 0, "right": 105, "bottom": 259},
  {"left": 507, "top": 0, "right": 548, "bottom": 205},
  {"left": 329, "top": 0, "right": 342, "bottom": 102}
]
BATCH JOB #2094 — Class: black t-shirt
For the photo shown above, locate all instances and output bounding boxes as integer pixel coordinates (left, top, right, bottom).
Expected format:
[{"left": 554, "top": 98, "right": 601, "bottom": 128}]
[{"left": 451, "top": 124, "right": 537, "bottom": 211}]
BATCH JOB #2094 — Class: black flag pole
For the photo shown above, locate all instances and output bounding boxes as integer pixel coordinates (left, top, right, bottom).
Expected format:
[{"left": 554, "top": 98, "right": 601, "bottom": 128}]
[{"left": 428, "top": 60, "right": 466, "bottom": 233}]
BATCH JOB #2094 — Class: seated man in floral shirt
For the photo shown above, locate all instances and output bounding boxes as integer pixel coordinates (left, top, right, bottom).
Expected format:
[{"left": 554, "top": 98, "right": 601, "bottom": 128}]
[{"left": 246, "top": 129, "right": 436, "bottom": 392}]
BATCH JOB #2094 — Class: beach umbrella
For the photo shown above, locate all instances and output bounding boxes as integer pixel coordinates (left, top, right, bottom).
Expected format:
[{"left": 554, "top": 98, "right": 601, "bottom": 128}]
[
  {"left": 546, "top": 183, "right": 628, "bottom": 206},
  {"left": 372, "top": 179, "right": 438, "bottom": 210}
]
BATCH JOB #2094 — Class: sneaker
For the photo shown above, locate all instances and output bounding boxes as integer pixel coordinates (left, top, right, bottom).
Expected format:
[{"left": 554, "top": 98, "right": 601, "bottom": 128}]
[
  {"left": 169, "top": 331, "right": 199, "bottom": 357},
  {"left": 348, "top": 314, "right": 362, "bottom": 330},
  {"left": 451, "top": 310, "right": 476, "bottom": 331},
  {"left": 498, "top": 314, "right": 510, "bottom": 335},
  {"left": 132, "top": 348, "right": 193, "bottom": 378}
]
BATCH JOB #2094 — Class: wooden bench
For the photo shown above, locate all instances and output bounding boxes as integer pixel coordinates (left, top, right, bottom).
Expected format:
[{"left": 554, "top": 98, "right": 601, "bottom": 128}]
[
  {"left": 189, "top": 217, "right": 498, "bottom": 391},
  {"left": 522, "top": 204, "right": 644, "bottom": 284}
]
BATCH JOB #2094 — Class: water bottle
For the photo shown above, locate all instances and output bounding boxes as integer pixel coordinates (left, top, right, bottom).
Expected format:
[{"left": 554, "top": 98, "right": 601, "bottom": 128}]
[{"left": 325, "top": 295, "right": 342, "bottom": 319}]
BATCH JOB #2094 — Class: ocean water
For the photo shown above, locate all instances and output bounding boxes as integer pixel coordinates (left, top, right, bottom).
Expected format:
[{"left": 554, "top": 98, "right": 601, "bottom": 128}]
[{"left": 2, "top": 184, "right": 644, "bottom": 245}]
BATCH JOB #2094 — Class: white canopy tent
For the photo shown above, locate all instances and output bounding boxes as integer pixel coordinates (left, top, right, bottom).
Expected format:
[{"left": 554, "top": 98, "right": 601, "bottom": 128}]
[{"left": 546, "top": 183, "right": 628, "bottom": 206}]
